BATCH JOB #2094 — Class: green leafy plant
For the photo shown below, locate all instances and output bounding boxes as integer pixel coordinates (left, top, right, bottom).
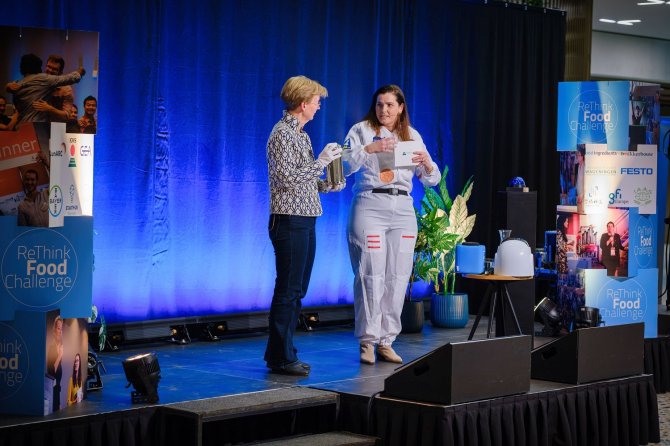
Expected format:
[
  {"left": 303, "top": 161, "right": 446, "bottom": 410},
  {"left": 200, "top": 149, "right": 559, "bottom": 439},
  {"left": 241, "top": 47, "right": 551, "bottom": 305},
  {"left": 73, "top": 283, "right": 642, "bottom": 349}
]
[
  {"left": 412, "top": 166, "right": 476, "bottom": 295},
  {"left": 89, "top": 305, "right": 107, "bottom": 352}
]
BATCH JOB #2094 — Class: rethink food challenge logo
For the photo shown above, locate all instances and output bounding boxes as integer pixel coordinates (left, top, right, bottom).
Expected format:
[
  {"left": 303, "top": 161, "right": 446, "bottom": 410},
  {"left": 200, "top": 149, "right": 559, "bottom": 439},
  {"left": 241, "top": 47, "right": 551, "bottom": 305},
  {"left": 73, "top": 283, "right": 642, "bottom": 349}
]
[
  {"left": 0, "top": 323, "right": 29, "bottom": 400},
  {"left": 598, "top": 279, "right": 648, "bottom": 322},
  {"left": 1, "top": 230, "right": 78, "bottom": 308},
  {"left": 568, "top": 90, "right": 619, "bottom": 143}
]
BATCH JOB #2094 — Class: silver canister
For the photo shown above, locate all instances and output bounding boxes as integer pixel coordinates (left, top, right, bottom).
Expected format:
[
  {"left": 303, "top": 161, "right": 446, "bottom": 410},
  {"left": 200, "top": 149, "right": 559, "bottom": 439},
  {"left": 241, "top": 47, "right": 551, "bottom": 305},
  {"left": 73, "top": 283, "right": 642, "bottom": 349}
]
[{"left": 325, "top": 144, "right": 347, "bottom": 191}]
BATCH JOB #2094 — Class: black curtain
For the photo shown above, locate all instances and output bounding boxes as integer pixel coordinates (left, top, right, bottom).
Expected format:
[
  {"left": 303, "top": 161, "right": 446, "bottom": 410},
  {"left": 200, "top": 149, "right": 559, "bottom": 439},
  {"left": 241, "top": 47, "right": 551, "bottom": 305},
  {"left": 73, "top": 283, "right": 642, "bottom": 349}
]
[{"left": 447, "top": 1, "right": 565, "bottom": 252}]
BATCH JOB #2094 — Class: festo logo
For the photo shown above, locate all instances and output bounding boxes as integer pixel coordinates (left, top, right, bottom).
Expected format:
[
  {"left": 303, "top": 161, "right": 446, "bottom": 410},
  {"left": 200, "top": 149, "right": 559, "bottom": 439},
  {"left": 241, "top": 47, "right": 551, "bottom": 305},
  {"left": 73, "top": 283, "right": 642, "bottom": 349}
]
[
  {"left": 0, "top": 323, "right": 29, "bottom": 399},
  {"left": 1, "top": 230, "right": 79, "bottom": 308},
  {"left": 620, "top": 167, "right": 653, "bottom": 175}
]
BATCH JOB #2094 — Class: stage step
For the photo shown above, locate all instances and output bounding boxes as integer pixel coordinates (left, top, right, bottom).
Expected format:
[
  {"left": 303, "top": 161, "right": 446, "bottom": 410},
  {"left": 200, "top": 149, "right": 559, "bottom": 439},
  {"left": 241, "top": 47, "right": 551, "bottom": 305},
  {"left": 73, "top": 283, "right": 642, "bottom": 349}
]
[
  {"left": 160, "top": 386, "right": 339, "bottom": 446},
  {"left": 255, "top": 431, "right": 377, "bottom": 445}
]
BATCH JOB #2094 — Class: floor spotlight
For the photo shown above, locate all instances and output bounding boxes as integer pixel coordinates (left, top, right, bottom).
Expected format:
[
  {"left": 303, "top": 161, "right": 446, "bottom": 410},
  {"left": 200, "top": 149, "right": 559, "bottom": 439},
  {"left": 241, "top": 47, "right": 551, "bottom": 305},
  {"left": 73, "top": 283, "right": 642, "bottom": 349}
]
[
  {"left": 534, "top": 297, "right": 561, "bottom": 337},
  {"left": 122, "top": 352, "right": 161, "bottom": 404},
  {"left": 169, "top": 324, "right": 191, "bottom": 344},
  {"left": 187, "top": 322, "right": 227, "bottom": 341},
  {"left": 86, "top": 350, "right": 106, "bottom": 391},
  {"left": 298, "top": 312, "right": 320, "bottom": 331},
  {"left": 574, "top": 306, "right": 603, "bottom": 330}
]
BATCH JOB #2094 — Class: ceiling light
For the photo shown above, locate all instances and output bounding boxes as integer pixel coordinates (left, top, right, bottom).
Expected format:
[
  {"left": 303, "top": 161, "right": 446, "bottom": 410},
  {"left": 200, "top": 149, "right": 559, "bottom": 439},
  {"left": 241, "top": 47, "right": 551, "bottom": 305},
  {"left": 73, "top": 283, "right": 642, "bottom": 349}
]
[
  {"left": 637, "top": 1, "right": 663, "bottom": 4},
  {"left": 599, "top": 18, "right": 616, "bottom": 23},
  {"left": 617, "top": 19, "right": 642, "bottom": 25}
]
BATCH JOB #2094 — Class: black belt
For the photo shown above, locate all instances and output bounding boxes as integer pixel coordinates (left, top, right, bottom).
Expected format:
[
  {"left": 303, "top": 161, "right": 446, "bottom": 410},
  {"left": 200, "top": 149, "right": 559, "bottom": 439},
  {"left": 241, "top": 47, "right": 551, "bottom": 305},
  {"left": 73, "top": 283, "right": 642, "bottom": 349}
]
[{"left": 371, "top": 188, "right": 408, "bottom": 196}]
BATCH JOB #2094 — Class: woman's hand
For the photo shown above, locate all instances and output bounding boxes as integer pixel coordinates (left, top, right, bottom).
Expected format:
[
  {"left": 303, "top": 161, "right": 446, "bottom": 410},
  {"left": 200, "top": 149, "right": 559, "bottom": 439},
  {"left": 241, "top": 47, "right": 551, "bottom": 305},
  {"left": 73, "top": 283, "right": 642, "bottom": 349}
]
[
  {"left": 364, "top": 136, "right": 396, "bottom": 154},
  {"left": 412, "top": 150, "right": 433, "bottom": 173}
]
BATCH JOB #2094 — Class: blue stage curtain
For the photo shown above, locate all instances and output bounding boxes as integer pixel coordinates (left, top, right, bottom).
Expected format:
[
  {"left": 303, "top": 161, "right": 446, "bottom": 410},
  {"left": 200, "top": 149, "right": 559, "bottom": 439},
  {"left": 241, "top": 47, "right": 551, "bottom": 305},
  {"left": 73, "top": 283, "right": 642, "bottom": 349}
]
[{"left": 0, "top": 0, "right": 565, "bottom": 323}]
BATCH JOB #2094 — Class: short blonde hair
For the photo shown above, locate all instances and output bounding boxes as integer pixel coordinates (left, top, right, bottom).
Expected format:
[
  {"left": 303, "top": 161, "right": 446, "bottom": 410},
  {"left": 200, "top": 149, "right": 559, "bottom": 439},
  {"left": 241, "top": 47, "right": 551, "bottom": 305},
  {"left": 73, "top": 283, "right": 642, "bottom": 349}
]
[{"left": 280, "top": 76, "right": 328, "bottom": 110}]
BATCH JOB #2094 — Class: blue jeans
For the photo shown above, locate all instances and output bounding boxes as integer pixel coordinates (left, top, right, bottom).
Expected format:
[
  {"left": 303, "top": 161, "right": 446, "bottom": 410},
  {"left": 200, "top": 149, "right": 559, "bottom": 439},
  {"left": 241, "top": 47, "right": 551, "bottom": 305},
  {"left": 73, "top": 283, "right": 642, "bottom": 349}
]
[{"left": 264, "top": 214, "right": 316, "bottom": 367}]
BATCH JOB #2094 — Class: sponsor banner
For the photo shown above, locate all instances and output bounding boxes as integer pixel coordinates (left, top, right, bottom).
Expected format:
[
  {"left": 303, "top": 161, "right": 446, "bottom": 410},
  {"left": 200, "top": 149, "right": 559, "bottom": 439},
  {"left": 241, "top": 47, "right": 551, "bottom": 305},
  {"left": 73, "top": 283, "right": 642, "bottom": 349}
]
[
  {"left": 48, "top": 124, "right": 94, "bottom": 227},
  {"left": 584, "top": 268, "right": 658, "bottom": 338},
  {"left": 0, "top": 309, "right": 88, "bottom": 416},
  {"left": 0, "top": 216, "right": 93, "bottom": 321},
  {"left": 583, "top": 144, "right": 657, "bottom": 214},
  {"left": 557, "top": 81, "right": 630, "bottom": 151}
]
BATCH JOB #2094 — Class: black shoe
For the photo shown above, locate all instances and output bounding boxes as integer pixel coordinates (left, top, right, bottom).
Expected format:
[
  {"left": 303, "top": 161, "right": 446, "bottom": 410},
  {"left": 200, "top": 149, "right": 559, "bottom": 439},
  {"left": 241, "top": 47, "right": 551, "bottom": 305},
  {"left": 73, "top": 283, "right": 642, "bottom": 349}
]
[
  {"left": 295, "top": 360, "right": 311, "bottom": 370},
  {"left": 270, "top": 361, "right": 310, "bottom": 376}
]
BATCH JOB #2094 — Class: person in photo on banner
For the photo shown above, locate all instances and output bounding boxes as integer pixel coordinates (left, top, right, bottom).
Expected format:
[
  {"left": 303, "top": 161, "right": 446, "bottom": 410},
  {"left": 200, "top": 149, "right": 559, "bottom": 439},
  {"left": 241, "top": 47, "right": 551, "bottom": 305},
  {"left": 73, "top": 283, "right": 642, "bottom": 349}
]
[
  {"left": 574, "top": 145, "right": 585, "bottom": 214},
  {"left": 67, "top": 353, "right": 83, "bottom": 405},
  {"left": 343, "top": 84, "right": 440, "bottom": 365},
  {"left": 600, "top": 221, "right": 627, "bottom": 276},
  {"left": 0, "top": 95, "right": 18, "bottom": 131},
  {"left": 31, "top": 54, "right": 75, "bottom": 123},
  {"left": 264, "top": 75, "right": 342, "bottom": 376},
  {"left": 77, "top": 95, "right": 97, "bottom": 134},
  {"left": 46, "top": 316, "right": 64, "bottom": 412},
  {"left": 17, "top": 165, "right": 49, "bottom": 227},
  {"left": 5, "top": 53, "right": 85, "bottom": 125}
]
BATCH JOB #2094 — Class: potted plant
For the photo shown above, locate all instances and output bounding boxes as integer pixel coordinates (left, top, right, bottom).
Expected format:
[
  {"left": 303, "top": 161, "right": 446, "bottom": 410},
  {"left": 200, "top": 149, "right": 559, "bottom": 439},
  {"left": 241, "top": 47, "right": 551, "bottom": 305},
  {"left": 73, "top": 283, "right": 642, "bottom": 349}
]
[
  {"left": 414, "top": 166, "right": 476, "bottom": 328},
  {"left": 400, "top": 255, "right": 426, "bottom": 334}
]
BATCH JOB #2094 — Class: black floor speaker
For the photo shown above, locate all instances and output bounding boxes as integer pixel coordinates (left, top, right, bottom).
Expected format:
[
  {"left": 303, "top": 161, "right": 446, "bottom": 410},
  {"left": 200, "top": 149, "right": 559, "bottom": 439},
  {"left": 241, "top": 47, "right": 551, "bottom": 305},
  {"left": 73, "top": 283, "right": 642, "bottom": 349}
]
[
  {"left": 531, "top": 323, "right": 644, "bottom": 384},
  {"left": 383, "top": 335, "right": 531, "bottom": 405}
]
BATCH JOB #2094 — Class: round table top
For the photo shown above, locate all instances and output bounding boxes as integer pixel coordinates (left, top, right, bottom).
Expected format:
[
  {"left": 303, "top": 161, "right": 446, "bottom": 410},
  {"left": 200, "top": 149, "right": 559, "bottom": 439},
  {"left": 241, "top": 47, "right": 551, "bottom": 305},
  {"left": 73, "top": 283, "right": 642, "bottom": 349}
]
[{"left": 463, "top": 273, "right": 534, "bottom": 281}]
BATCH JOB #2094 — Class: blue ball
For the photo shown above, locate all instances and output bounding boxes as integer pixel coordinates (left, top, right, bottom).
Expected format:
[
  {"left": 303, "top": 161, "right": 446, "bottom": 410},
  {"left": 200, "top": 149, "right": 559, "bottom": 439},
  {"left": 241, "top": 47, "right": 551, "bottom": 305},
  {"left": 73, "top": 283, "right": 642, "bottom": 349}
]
[{"left": 508, "top": 176, "right": 526, "bottom": 188}]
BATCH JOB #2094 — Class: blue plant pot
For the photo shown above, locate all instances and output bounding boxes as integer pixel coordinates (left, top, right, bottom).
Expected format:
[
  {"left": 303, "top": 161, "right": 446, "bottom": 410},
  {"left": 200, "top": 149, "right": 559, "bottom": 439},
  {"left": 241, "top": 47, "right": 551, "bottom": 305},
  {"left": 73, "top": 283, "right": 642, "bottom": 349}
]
[{"left": 430, "top": 293, "right": 469, "bottom": 328}]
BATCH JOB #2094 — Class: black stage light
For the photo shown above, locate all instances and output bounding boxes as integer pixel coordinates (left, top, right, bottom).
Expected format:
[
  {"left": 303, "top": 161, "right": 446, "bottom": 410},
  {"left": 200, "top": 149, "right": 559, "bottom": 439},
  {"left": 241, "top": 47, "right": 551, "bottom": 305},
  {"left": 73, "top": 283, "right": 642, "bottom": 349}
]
[
  {"left": 187, "top": 322, "right": 227, "bottom": 341},
  {"left": 298, "top": 312, "right": 320, "bottom": 331},
  {"left": 86, "top": 350, "right": 106, "bottom": 391},
  {"left": 534, "top": 297, "right": 561, "bottom": 337},
  {"left": 122, "top": 352, "right": 161, "bottom": 404},
  {"left": 169, "top": 324, "right": 191, "bottom": 344},
  {"left": 573, "top": 306, "right": 603, "bottom": 330}
]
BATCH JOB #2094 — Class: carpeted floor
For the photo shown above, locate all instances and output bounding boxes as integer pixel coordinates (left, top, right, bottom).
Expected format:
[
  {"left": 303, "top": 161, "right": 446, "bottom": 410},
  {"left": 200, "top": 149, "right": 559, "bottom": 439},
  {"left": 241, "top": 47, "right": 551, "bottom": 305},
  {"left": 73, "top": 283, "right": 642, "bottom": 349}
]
[{"left": 652, "top": 392, "right": 670, "bottom": 446}]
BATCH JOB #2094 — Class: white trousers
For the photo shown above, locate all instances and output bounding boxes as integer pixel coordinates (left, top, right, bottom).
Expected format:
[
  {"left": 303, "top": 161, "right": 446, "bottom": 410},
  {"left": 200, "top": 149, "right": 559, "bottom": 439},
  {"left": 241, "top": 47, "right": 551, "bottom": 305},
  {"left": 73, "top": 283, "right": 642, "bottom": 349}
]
[{"left": 347, "top": 192, "right": 417, "bottom": 345}]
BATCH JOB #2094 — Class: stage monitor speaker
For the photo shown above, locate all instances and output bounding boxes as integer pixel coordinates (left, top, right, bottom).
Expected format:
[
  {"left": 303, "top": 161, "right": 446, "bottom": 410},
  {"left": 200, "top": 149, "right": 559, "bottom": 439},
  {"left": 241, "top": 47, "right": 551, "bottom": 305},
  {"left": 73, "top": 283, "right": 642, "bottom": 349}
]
[
  {"left": 531, "top": 323, "right": 644, "bottom": 384},
  {"left": 383, "top": 335, "right": 531, "bottom": 405}
]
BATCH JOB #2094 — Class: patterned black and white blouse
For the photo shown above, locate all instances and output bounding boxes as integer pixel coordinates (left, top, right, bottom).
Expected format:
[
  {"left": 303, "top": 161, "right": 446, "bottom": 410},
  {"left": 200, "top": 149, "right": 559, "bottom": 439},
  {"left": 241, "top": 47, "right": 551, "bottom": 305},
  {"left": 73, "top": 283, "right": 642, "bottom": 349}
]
[{"left": 267, "top": 111, "right": 325, "bottom": 216}]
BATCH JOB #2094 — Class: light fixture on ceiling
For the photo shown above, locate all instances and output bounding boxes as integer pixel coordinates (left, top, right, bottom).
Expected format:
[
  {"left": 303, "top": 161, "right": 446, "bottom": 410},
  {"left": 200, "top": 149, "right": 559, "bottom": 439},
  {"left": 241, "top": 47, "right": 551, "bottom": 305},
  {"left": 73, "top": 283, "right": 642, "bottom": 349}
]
[
  {"left": 598, "top": 18, "right": 642, "bottom": 26},
  {"left": 617, "top": 19, "right": 642, "bottom": 25},
  {"left": 637, "top": 1, "right": 668, "bottom": 5}
]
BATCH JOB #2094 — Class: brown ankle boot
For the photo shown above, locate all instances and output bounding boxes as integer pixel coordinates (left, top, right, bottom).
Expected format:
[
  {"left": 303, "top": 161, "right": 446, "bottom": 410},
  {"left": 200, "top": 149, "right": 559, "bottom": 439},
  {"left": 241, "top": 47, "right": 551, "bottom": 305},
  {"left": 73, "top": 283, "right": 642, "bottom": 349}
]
[
  {"left": 360, "top": 343, "right": 375, "bottom": 364},
  {"left": 376, "top": 345, "right": 402, "bottom": 363}
]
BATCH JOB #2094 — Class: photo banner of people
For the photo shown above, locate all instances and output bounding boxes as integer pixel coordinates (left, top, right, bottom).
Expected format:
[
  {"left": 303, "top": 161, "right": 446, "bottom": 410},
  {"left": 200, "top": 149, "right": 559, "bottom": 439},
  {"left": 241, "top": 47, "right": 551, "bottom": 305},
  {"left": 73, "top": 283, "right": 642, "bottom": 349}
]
[
  {"left": 0, "top": 26, "right": 98, "bottom": 228},
  {"left": 0, "top": 309, "right": 88, "bottom": 416}
]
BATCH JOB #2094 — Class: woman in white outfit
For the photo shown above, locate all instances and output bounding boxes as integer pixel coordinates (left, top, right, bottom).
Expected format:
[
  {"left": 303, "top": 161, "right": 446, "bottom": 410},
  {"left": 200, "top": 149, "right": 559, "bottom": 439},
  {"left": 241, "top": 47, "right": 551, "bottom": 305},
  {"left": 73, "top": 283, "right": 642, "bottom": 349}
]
[{"left": 343, "top": 85, "right": 440, "bottom": 364}]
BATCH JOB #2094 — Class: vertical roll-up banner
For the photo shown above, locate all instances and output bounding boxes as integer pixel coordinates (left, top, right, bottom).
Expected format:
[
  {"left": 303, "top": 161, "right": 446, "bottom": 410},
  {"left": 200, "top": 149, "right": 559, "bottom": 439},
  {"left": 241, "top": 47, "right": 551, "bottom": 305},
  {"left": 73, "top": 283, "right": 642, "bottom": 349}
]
[
  {"left": 556, "top": 80, "right": 661, "bottom": 337},
  {"left": 0, "top": 26, "right": 98, "bottom": 414}
]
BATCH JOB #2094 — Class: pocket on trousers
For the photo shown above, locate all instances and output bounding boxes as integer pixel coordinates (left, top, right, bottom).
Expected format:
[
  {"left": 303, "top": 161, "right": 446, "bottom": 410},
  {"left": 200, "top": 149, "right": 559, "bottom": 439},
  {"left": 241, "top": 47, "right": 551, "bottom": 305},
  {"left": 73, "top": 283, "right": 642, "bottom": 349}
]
[{"left": 399, "top": 234, "right": 416, "bottom": 253}]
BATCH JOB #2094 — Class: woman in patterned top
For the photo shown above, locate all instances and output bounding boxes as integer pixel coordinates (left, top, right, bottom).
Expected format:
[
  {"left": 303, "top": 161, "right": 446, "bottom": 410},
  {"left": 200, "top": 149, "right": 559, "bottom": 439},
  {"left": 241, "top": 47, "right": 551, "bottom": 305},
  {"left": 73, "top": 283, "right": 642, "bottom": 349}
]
[{"left": 264, "top": 76, "right": 342, "bottom": 376}]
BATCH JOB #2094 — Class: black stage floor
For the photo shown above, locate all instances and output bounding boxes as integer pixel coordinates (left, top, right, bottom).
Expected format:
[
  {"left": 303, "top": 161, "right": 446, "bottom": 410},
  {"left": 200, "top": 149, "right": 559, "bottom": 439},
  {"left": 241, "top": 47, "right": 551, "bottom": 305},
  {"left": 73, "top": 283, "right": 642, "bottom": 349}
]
[{"left": 0, "top": 316, "right": 562, "bottom": 428}]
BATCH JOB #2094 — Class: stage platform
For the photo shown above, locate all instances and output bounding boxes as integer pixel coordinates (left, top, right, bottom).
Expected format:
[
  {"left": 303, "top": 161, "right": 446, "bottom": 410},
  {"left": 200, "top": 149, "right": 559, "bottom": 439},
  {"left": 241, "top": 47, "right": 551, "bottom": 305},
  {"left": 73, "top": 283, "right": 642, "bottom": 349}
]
[{"left": 0, "top": 316, "right": 662, "bottom": 445}]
